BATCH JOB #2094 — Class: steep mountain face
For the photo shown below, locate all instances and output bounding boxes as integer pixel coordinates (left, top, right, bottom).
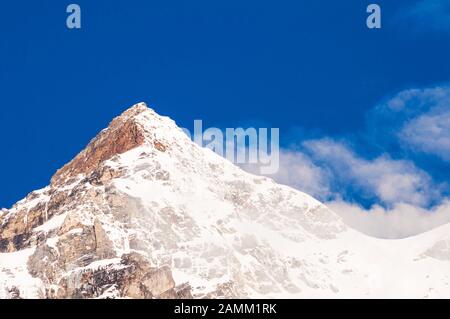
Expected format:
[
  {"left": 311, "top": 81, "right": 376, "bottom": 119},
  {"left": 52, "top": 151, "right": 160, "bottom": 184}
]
[{"left": 2, "top": 103, "right": 450, "bottom": 299}]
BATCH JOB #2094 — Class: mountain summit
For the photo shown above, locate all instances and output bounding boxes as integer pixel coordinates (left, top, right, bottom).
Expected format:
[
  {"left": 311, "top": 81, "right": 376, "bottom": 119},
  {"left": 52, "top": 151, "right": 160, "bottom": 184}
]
[
  {"left": 2, "top": 103, "right": 450, "bottom": 299},
  {"left": 51, "top": 104, "right": 149, "bottom": 186}
]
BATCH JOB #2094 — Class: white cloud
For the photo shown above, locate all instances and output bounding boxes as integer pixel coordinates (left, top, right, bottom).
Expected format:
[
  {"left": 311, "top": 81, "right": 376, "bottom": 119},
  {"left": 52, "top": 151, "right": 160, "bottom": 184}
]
[
  {"left": 328, "top": 200, "right": 450, "bottom": 239},
  {"left": 400, "top": 108, "right": 450, "bottom": 161},
  {"left": 271, "top": 150, "right": 332, "bottom": 199},
  {"left": 369, "top": 85, "right": 450, "bottom": 162},
  {"left": 303, "top": 138, "right": 437, "bottom": 206}
]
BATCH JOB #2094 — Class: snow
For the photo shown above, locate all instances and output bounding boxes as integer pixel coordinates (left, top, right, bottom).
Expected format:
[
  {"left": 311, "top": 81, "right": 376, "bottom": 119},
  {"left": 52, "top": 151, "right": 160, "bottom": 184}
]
[
  {"left": 13, "top": 187, "right": 50, "bottom": 212},
  {"left": 34, "top": 212, "right": 68, "bottom": 233},
  {"left": 0, "top": 248, "right": 44, "bottom": 298},
  {"left": 67, "top": 258, "right": 124, "bottom": 275},
  {"left": 46, "top": 237, "right": 60, "bottom": 253}
]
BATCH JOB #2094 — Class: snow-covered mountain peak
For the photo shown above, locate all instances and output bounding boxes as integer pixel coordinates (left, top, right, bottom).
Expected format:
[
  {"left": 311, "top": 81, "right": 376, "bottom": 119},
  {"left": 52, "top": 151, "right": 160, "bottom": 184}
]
[
  {"left": 2, "top": 103, "right": 450, "bottom": 299},
  {"left": 49, "top": 102, "right": 200, "bottom": 187}
]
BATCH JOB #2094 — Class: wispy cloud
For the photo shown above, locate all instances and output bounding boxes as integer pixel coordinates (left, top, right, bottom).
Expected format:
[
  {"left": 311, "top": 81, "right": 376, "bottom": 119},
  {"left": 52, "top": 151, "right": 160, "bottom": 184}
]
[
  {"left": 368, "top": 85, "right": 450, "bottom": 161},
  {"left": 328, "top": 200, "right": 450, "bottom": 239},
  {"left": 401, "top": 111, "right": 450, "bottom": 161},
  {"left": 303, "top": 138, "right": 439, "bottom": 207},
  {"left": 400, "top": 0, "right": 450, "bottom": 32}
]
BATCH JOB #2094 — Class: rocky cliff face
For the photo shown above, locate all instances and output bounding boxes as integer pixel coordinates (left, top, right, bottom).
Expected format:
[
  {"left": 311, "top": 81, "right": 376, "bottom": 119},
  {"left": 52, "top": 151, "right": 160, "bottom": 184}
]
[{"left": 4, "top": 103, "right": 450, "bottom": 299}]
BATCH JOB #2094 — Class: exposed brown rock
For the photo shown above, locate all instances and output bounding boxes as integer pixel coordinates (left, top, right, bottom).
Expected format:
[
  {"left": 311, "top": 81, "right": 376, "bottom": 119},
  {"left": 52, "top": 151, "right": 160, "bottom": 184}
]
[
  {"left": 27, "top": 214, "right": 117, "bottom": 284},
  {"left": 54, "top": 216, "right": 116, "bottom": 270},
  {"left": 28, "top": 243, "right": 60, "bottom": 282},
  {"left": 0, "top": 183, "right": 88, "bottom": 253},
  {"left": 57, "top": 224, "right": 98, "bottom": 270},
  {"left": 6, "top": 286, "right": 22, "bottom": 299},
  {"left": 154, "top": 140, "right": 167, "bottom": 152},
  {"left": 46, "top": 252, "right": 187, "bottom": 299},
  {"left": 85, "top": 165, "right": 125, "bottom": 186},
  {"left": 93, "top": 219, "right": 116, "bottom": 260},
  {"left": 51, "top": 106, "right": 148, "bottom": 186},
  {"left": 159, "top": 283, "right": 193, "bottom": 299},
  {"left": 47, "top": 190, "right": 70, "bottom": 216},
  {"left": 119, "top": 252, "right": 176, "bottom": 298},
  {"left": 0, "top": 204, "right": 48, "bottom": 253},
  {"left": 205, "top": 281, "right": 240, "bottom": 298}
]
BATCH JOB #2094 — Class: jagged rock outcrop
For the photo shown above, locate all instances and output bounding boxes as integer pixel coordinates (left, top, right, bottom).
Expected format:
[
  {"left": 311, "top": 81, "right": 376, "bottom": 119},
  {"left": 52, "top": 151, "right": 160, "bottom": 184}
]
[
  {"left": 51, "top": 105, "right": 147, "bottom": 186},
  {"left": 43, "top": 252, "right": 190, "bottom": 299},
  {"left": 6, "top": 286, "right": 21, "bottom": 299}
]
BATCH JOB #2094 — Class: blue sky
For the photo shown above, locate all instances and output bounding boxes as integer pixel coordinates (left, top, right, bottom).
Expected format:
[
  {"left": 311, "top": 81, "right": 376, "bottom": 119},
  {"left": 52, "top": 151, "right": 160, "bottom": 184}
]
[{"left": 1, "top": 1, "right": 450, "bottom": 236}]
